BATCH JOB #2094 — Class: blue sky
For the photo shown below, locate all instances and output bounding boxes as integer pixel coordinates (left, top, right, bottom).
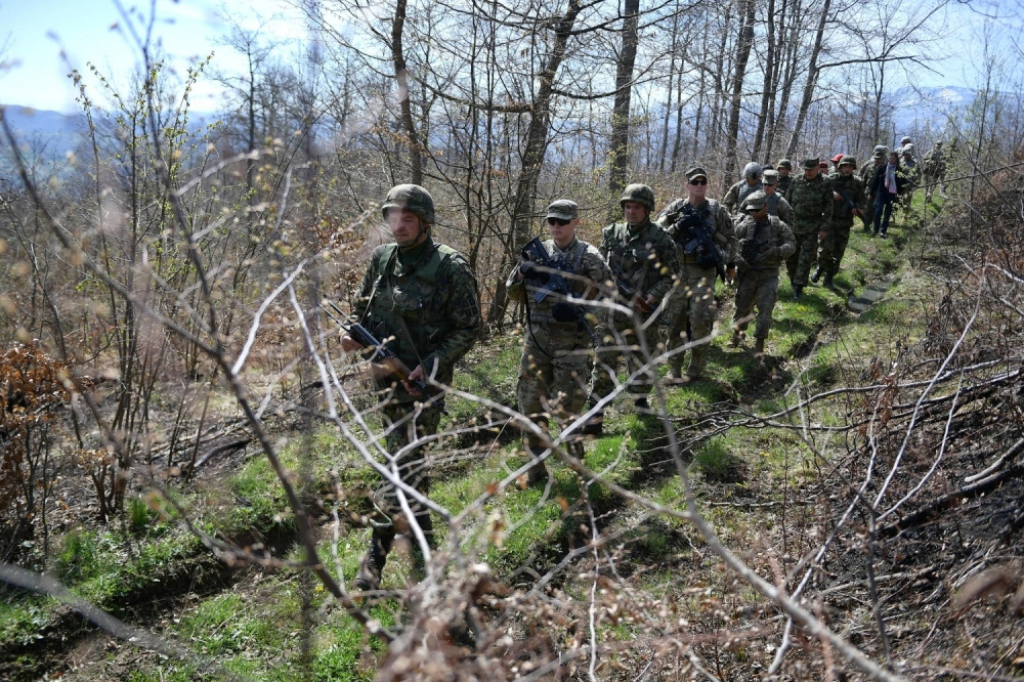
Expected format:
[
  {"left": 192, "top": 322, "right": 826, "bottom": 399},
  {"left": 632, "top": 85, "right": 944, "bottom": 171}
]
[{"left": 0, "top": 0, "right": 304, "bottom": 113}]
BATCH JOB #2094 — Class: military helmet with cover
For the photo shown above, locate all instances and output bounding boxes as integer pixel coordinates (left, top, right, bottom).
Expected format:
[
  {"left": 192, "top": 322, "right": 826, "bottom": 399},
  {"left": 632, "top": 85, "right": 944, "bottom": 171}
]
[
  {"left": 741, "top": 190, "right": 768, "bottom": 213},
  {"left": 742, "top": 162, "right": 763, "bottom": 178},
  {"left": 619, "top": 183, "right": 656, "bottom": 211},
  {"left": 901, "top": 136, "right": 912, "bottom": 145},
  {"left": 381, "top": 184, "right": 436, "bottom": 225},
  {"left": 777, "top": 159, "right": 793, "bottom": 170},
  {"left": 839, "top": 155, "right": 857, "bottom": 167}
]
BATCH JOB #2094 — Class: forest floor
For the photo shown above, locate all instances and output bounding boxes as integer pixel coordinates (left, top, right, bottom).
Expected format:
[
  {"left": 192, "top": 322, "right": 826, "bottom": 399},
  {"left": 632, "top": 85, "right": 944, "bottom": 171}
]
[{"left": 3, "top": 195, "right": 1024, "bottom": 681}]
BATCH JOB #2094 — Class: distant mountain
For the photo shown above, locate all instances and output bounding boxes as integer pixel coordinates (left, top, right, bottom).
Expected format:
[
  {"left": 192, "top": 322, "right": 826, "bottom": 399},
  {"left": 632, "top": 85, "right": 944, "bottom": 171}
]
[
  {"left": 1, "top": 105, "right": 86, "bottom": 170},
  {"left": 891, "top": 85, "right": 976, "bottom": 135}
]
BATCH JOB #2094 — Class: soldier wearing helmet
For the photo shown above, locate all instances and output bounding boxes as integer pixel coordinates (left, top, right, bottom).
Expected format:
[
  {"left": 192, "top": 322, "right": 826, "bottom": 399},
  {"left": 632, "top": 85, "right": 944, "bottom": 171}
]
[
  {"left": 859, "top": 146, "right": 888, "bottom": 231},
  {"left": 814, "top": 155, "right": 865, "bottom": 289},
  {"left": 722, "top": 162, "right": 764, "bottom": 215},
  {"left": 589, "top": 183, "right": 681, "bottom": 415},
  {"left": 775, "top": 159, "right": 794, "bottom": 195},
  {"left": 342, "top": 183, "right": 482, "bottom": 592},
  {"left": 783, "top": 158, "right": 834, "bottom": 299},
  {"left": 729, "top": 190, "right": 795, "bottom": 357},
  {"left": 656, "top": 167, "right": 736, "bottom": 382}
]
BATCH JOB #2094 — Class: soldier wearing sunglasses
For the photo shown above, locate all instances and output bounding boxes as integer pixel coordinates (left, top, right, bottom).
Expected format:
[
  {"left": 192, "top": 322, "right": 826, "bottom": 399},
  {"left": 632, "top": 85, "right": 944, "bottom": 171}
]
[{"left": 507, "top": 200, "right": 611, "bottom": 482}]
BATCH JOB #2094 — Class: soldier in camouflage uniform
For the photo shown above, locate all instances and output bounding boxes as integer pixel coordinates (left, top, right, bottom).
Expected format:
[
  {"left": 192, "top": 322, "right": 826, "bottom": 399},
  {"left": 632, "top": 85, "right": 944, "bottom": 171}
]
[
  {"left": 761, "top": 169, "right": 796, "bottom": 226},
  {"left": 776, "top": 159, "right": 794, "bottom": 196},
  {"left": 813, "top": 155, "right": 864, "bottom": 289},
  {"left": 722, "top": 162, "right": 764, "bottom": 215},
  {"left": 923, "top": 141, "right": 947, "bottom": 203},
  {"left": 656, "top": 167, "right": 736, "bottom": 381},
  {"left": 859, "top": 147, "right": 887, "bottom": 231},
  {"left": 899, "top": 145, "right": 919, "bottom": 213},
  {"left": 507, "top": 200, "right": 611, "bottom": 483},
  {"left": 783, "top": 158, "right": 833, "bottom": 299},
  {"left": 729, "top": 191, "right": 796, "bottom": 356},
  {"left": 343, "top": 184, "right": 482, "bottom": 592},
  {"left": 590, "top": 184, "right": 680, "bottom": 414}
]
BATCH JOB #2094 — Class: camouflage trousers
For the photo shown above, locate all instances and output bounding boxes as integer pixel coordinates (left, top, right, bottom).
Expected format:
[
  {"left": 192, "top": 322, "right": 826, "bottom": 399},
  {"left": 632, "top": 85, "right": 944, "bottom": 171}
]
[
  {"left": 517, "top": 327, "right": 592, "bottom": 453},
  {"left": 665, "top": 266, "right": 718, "bottom": 377},
  {"left": 733, "top": 268, "right": 780, "bottom": 339},
  {"left": 786, "top": 229, "right": 820, "bottom": 288},
  {"left": 817, "top": 220, "right": 853, "bottom": 278},
  {"left": 368, "top": 399, "right": 444, "bottom": 554},
  {"left": 591, "top": 315, "right": 658, "bottom": 402}
]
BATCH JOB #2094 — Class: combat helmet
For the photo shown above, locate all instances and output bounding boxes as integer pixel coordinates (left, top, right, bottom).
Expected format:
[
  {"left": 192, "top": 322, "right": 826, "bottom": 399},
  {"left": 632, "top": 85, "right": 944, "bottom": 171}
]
[
  {"left": 742, "top": 162, "right": 763, "bottom": 178},
  {"left": 381, "top": 184, "right": 435, "bottom": 224},
  {"left": 777, "top": 159, "right": 793, "bottom": 170},
  {"left": 619, "top": 184, "right": 656, "bottom": 211}
]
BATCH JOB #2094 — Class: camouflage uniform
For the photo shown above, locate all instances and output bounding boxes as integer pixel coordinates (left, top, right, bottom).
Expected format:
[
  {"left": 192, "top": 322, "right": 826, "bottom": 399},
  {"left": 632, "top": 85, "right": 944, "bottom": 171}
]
[
  {"left": 656, "top": 175, "right": 735, "bottom": 379},
  {"left": 352, "top": 184, "right": 482, "bottom": 589},
  {"left": 776, "top": 160, "right": 794, "bottom": 196},
  {"left": 923, "top": 142, "right": 947, "bottom": 202},
  {"left": 591, "top": 184, "right": 680, "bottom": 402},
  {"left": 731, "top": 191, "right": 796, "bottom": 348},
  {"left": 899, "top": 145, "right": 919, "bottom": 213},
  {"left": 722, "top": 163, "right": 764, "bottom": 215},
  {"left": 762, "top": 169, "right": 796, "bottom": 226},
  {"left": 817, "top": 156, "right": 865, "bottom": 285},
  {"left": 507, "top": 214, "right": 611, "bottom": 461},
  {"left": 859, "top": 148, "right": 886, "bottom": 231},
  {"left": 783, "top": 159, "right": 833, "bottom": 296}
]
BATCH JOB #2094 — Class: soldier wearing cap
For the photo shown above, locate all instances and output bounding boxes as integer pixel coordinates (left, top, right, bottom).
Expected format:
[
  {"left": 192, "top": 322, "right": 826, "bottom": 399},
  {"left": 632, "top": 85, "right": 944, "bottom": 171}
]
[
  {"left": 776, "top": 159, "right": 794, "bottom": 195},
  {"left": 656, "top": 167, "right": 736, "bottom": 382},
  {"left": 343, "top": 183, "right": 483, "bottom": 592},
  {"left": 923, "top": 141, "right": 948, "bottom": 203},
  {"left": 830, "top": 153, "right": 845, "bottom": 172},
  {"left": 761, "top": 170, "right": 796, "bottom": 227},
  {"left": 590, "top": 183, "right": 681, "bottom": 415},
  {"left": 722, "top": 162, "right": 764, "bottom": 215},
  {"left": 507, "top": 200, "right": 611, "bottom": 482},
  {"left": 783, "top": 158, "right": 834, "bottom": 299},
  {"left": 860, "top": 146, "right": 888, "bottom": 231},
  {"left": 730, "top": 191, "right": 796, "bottom": 356},
  {"left": 814, "top": 155, "right": 865, "bottom": 289}
]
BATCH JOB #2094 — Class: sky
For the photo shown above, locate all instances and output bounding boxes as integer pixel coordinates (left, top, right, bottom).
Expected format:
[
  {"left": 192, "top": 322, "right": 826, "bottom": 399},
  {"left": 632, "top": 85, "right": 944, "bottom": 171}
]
[
  {"left": 2, "top": 0, "right": 1022, "bottom": 116},
  {"left": 0, "top": 0, "right": 305, "bottom": 113}
]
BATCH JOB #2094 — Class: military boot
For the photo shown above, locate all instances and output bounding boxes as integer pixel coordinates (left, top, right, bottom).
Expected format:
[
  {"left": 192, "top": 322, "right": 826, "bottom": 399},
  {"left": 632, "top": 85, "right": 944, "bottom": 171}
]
[
  {"left": 728, "top": 330, "right": 744, "bottom": 348},
  {"left": 823, "top": 273, "right": 836, "bottom": 290},
  {"left": 355, "top": 531, "right": 391, "bottom": 592},
  {"left": 793, "top": 285, "right": 804, "bottom": 300}
]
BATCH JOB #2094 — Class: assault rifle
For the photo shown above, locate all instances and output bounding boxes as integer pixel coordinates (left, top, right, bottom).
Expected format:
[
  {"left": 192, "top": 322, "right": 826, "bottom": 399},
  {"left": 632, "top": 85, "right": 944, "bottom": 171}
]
[
  {"left": 740, "top": 237, "right": 775, "bottom": 266},
  {"left": 836, "top": 187, "right": 870, "bottom": 232},
  {"left": 613, "top": 274, "right": 669, "bottom": 325},
  {"left": 663, "top": 204, "right": 726, "bottom": 282},
  {"left": 322, "top": 301, "right": 429, "bottom": 394},
  {"left": 520, "top": 237, "right": 599, "bottom": 346}
]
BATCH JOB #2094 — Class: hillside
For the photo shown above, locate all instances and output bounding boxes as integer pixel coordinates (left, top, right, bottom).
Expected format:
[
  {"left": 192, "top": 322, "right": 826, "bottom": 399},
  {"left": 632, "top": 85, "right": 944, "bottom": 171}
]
[{"left": 3, "top": 190, "right": 1023, "bottom": 681}]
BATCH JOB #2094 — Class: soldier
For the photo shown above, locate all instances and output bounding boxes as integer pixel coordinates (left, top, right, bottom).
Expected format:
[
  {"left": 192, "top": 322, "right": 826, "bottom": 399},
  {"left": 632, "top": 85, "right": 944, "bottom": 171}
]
[
  {"left": 507, "top": 200, "right": 611, "bottom": 483},
  {"left": 342, "top": 184, "right": 483, "bottom": 592},
  {"left": 723, "top": 162, "right": 764, "bottom": 215},
  {"left": 899, "top": 145, "right": 919, "bottom": 212},
  {"left": 814, "top": 155, "right": 864, "bottom": 289},
  {"left": 761, "top": 169, "right": 795, "bottom": 227},
  {"left": 860, "top": 146, "right": 887, "bottom": 231},
  {"left": 898, "top": 135, "right": 913, "bottom": 156},
  {"left": 783, "top": 158, "right": 833, "bottom": 299},
  {"left": 830, "top": 153, "right": 845, "bottom": 173},
  {"left": 656, "top": 167, "right": 736, "bottom": 382},
  {"left": 729, "top": 191, "right": 796, "bottom": 356},
  {"left": 870, "top": 150, "right": 905, "bottom": 238},
  {"left": 923, "top": 141, "right": 948, "bottom": 203},
  {"left": 590, "top": 184, "right": 680, "bottom": 416},
  {"left": 776, "top": 159, "right": 794, "bottom": 196}
]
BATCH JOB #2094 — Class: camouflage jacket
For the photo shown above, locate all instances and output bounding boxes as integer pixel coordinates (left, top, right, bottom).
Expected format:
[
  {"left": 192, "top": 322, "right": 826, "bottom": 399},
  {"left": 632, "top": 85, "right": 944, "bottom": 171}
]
[
  {"left": 765, "top": 192, "right": 796, "bottom": 227},
  {"left": 353, "top": 237, "right": 482, "bottom": 400},
  {"left": 860, "top": 162, "right": 884, "bottom": 199},
  {"left": 733, "top": 214, "right": 796, "bottom": 272},
  {"left": 776, "top": 175, "right": 794, "bottom": 196},
  {"left": 656, "top": 197, "right": 736, "bottom": 267},
  {"left": 722, "top": 180, "right": 763, "bottom": 215},
  {"left": 507, "top": 236, "right": 611, "bottom": 332},
  {"left": 599, "top": 218, "right": 680, "bottom": 303},
  {"left": 784, "top": 173, "right": 834, "bottom": 235},
  {"left": 828, "top": 172, "right": 866, "bottom": 223}
]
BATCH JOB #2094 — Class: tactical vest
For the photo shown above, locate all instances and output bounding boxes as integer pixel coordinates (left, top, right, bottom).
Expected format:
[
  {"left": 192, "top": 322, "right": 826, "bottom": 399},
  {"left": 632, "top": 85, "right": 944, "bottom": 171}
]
[{"left": 363, "top": 242, "right": 461, "bottom": 374}]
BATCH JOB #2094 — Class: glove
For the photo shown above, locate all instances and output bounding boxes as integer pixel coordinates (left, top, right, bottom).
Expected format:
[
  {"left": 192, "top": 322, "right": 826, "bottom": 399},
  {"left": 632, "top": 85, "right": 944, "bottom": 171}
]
[{"left": 520, "top": 260, "right": 548, "bottom": 281}]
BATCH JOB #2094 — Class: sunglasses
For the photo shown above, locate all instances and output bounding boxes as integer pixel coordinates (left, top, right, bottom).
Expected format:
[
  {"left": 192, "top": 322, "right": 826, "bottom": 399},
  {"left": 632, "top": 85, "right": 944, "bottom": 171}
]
[
  {"left": 689, "top": 178, "right": 707, "bottom": 185},
  {"left": 546, "top": 217, "right": 571, "bottom": 226}
]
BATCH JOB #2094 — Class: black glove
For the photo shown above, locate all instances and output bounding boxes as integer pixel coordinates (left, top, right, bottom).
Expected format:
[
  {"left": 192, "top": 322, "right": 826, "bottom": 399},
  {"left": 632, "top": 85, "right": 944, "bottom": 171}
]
[{"left": 520, "top": 260, "right": 548, "bottom": 281}]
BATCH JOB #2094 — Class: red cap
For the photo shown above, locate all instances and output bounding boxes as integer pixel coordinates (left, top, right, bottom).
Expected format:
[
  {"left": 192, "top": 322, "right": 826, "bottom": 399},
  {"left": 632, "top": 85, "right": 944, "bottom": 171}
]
[{"left": 831, "top": 153, "right": 844, "bottom": 163}]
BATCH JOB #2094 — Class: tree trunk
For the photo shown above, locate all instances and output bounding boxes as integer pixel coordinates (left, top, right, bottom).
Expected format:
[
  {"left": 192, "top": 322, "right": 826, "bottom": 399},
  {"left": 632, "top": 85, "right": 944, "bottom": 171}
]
[
  {"left": 609, "top": 0, "right": 640, "bottom": 194},
  {"left": 724, "top": 0, "right": 756, "bottom": 179},
  {"left": 392, "top": 0, "right": 422, "bottom": 184},
  {"left": 786, "top": 0, "right": 831, "bottom": 157}
]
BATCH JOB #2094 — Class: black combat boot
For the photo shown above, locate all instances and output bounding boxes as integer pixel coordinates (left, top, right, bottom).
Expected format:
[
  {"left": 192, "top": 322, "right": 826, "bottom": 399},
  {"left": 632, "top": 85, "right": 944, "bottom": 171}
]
[
  {"left": 823, "top": 274, "right": 836, "bottom": 290},
  {"left": 355, "top": 530, "right": 392, "bottom": 592},
  {"left": 793, "top": 285, "right": 804, "bottom": 300}
]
